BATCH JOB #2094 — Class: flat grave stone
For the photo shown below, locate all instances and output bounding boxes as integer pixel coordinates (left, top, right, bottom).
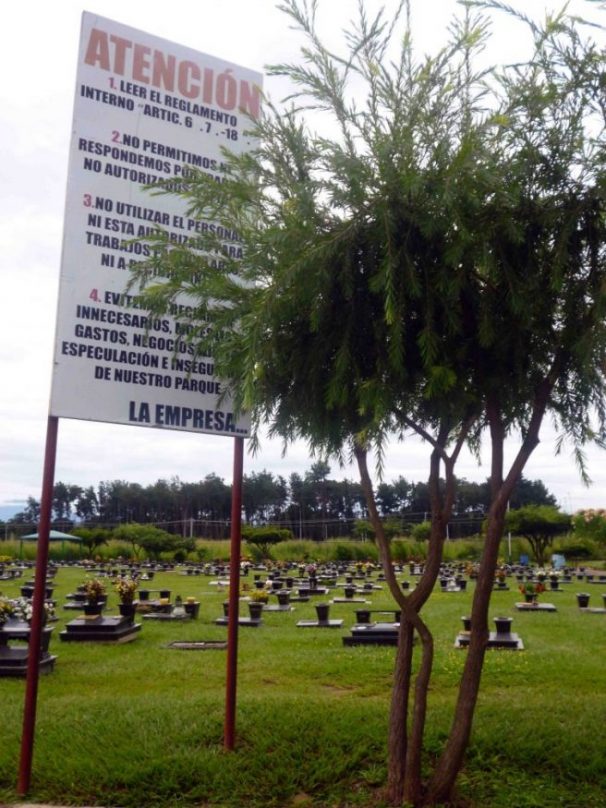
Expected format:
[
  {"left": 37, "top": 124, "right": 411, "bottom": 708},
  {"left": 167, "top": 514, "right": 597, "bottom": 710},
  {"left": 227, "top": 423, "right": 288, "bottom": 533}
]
[
  {"left": 515, "top": 602, "right": 557, "bottom": 612},
  {"left": 355, "top": 609, "right": 400, "bottom": 623},
  {"left": 214, "top": 617, "right": 262, "bottom": 627},
  {"left": 455, "top": 631, "right": 524, "bottom": 650},
  {"left": 142, "top": 612, "right": 191, "bottom": 621},
  {"left": 331, "top": 597, "right": 369, "bottom": 604},
  {"left": 343, "top": 622, "right": 399, "bottom": 646},
  {"left": 168, "top": 640, "right": 227, "bottom": 650},
  {"left": 296, "top": 619, "right": 343, "bottom": 628}
]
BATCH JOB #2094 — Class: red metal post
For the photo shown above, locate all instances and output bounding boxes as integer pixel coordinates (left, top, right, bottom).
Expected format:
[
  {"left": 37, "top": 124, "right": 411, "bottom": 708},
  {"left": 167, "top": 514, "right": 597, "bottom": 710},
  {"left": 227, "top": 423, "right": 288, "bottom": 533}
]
[
  {"left": 17, "top": 415, "right": 59, "bottom": 795},
  {"left": 224, "top": 435, "right": 244, "bottom": 750}
]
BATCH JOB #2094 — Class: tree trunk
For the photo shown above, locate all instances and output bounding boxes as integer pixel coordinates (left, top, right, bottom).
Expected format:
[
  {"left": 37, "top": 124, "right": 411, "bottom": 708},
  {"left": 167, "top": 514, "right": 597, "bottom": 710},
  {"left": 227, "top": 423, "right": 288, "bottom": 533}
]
[
  {"left": 387, "top": 620, "right": 414, "bottom": 804},
  {"left": 355, "top": 445, "right": 437, "bottom": 806},
  {"left": 355, "top": 436, "right": 458, "bottom": 807},
  {"left": 428, "top": 385, "right": 552, "bottom": 804},
  {"left": 427, "top": 508, "right": 506, "bottom": 803}
]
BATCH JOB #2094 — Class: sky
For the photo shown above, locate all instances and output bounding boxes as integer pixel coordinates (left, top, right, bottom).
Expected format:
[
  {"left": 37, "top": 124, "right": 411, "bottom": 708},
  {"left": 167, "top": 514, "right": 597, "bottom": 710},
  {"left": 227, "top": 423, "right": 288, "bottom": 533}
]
[{"left": 1, "top": 0, "right": 605, "bottom": 518}]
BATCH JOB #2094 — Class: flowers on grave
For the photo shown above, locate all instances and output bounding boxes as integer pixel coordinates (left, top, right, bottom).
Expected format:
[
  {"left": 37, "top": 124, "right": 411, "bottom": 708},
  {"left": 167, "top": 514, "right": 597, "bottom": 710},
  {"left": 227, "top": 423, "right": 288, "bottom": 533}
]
[
  {"left": 250, "top": 589, "right": 269, "bottom": 603},
  {"left": 114, "top": 577, "right": 138, "bottom": 604},
  {"left": 549, "top": 570, "right": 561, "bottom": 582},
  {"left": 496, "top": 568, "right": 507, "bottom": 583},
  {"left": 84, "top": 578, "right": 107, "bottom": 602},
  {"left": 0, "top": 596, "right": 17, "bottom": 626},
  {"left": 12, "top": 597, "right": 55, "bottom": 625},
  {"left": 519, "top": 581, "right": 545, "bottom": 601}
]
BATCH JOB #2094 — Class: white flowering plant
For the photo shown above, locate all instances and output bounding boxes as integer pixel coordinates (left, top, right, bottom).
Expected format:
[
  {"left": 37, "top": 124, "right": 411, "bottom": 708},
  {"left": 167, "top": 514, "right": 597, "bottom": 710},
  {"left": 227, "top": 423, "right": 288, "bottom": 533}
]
[{"left": 12, "top": 597, "right": 55, "bottom": 624}]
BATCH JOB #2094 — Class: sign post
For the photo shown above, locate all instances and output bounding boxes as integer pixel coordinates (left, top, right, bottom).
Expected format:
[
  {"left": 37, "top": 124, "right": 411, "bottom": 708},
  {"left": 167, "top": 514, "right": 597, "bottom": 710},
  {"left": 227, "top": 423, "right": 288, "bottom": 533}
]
[
  {"left": 17, "top": 13, "right": 259, "bottom": 793},
  {"left": 224, "top": 436, "right": 244, "bottom": 750},
  {"left": 17, "top": 416, "right": 59, "bottom": 795}
]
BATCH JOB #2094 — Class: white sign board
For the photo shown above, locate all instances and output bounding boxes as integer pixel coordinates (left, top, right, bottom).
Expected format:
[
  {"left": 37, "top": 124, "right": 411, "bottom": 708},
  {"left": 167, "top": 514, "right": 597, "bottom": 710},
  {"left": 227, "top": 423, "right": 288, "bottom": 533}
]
[{"left": 50, "top": 12, "right": 260, "bottom": 437}]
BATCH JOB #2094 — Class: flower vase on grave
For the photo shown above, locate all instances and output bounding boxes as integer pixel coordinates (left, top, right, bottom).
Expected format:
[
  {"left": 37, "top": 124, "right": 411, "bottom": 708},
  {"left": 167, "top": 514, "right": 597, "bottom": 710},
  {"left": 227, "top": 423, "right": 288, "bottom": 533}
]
[
  {"left": 83, "top": 600, "right": 103, "bottom": 617},
  {"left": 461, "top": 616, "right": 472, "bottom": 632},
  {"left": 248, "top": 601, "right": 263, "bottom": 620},
  {"left": 119, "top": 602, "right": 136, "bottom": 622},
  {"left": 493, "top": 616, "right": 512, "bottom": 635},
  {"left": 315, "top": 603, "right": 330, "bottom": 623},
  {"left": 344, "top": 586, "right": 356, "bottom": 599},
  {"left": 172, "top": 596, "right": 186, "bottom": 619},
  {"left": 577, "top": 593, "right": 590, "bottom": 608},
  {"left": 277, "top": 591, "right": 290, "bottom": 606}
]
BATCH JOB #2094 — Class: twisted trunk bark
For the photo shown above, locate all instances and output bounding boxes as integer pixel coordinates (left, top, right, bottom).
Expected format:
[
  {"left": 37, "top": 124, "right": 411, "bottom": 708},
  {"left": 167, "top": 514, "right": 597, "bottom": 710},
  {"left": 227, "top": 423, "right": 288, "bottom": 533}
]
[
  {"left": 428, "top": 382, "right": 554, "bottom": 804},
  {"left": 355, "top": 431, "right": 458, "bottom": 807}
]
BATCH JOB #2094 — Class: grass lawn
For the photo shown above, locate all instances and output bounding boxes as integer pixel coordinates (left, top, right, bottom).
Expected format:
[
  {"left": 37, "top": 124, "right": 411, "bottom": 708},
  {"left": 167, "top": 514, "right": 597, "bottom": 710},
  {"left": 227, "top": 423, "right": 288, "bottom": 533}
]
[{"left": 1, "top": 566, "right": 605, "bottom": 807}]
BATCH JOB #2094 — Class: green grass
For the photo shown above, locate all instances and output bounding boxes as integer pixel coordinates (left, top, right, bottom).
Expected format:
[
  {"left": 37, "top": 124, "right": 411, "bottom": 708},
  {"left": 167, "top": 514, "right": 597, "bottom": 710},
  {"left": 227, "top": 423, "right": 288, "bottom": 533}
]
[{"left": 1, "top": 567, "right": 605, "bottom": 807}]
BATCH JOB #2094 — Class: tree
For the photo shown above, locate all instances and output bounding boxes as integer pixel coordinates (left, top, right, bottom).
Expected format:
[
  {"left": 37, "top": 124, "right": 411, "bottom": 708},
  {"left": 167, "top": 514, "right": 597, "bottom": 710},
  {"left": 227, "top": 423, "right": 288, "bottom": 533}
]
[
  {"left": 112, "top": 523, "right": 177, "bottom": 559},
  {"left": 504, "top": 505, "right": 571, "bottom": 566},
  {"left": 243, "top": 470, "right": 288, "bottom": 522},
  {"left": 509, "top": 476, "right": 557, "bottom": 510},
  {"left": 52, "top": 482, "right": 82, "bottom": 521},
  {"left": 242, "top": 525, "right": 293, "bottom": 559},
  {"left": 75, "top": 486, "right": 99, "bottom": 521},
  {"left": 572, "top": 508, "right": 606, "bottom": 546},
  {"left": 132, "top": 2, "right": 606, "bottom": 804},
  {"left": 72, "top": 526, "right": 111, "bottom": 556},
  {"left": 11, "top": 497, "right": 40, "bottom": 526}
]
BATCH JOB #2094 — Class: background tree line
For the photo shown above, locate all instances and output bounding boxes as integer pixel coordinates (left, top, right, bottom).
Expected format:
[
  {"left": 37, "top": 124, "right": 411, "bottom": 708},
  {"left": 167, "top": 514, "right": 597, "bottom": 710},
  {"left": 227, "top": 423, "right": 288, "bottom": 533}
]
[{"left": 5, "top": 463, "right": 556, "bottom": 540}]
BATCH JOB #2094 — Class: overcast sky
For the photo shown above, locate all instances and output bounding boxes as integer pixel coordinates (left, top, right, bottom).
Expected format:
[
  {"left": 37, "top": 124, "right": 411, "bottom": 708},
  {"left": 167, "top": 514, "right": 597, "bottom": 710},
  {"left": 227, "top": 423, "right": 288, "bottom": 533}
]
[{"left": 1, "top": 0, "right": 605, "bottom": 516}]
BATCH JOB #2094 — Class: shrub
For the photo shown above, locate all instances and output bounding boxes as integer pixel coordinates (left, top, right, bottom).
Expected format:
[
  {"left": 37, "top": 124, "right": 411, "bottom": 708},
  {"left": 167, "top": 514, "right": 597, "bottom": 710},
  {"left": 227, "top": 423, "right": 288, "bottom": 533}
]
[
  {"left": 242, "top": 526, "right": 293, "bottom": 559},
  {"left": 556, "top": 538, "right": 599, "bottom": 560},
  {"left": 411, "top": 522, "right": 431, "bottom": 541},
  {"left": 333, "top": 543, "right": 355, "bottom": 561}
]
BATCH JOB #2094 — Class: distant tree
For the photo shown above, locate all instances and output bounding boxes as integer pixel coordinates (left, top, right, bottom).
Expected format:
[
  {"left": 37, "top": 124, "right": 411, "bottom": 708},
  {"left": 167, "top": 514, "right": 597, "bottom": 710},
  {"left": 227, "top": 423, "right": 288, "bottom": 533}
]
[
  {"left": 242, "top": 526, "right": 293, "bottom": 559},
  {"left": 72, "top": 526, "right": 111, "bottom": 555},
  {"left": 572, "top": 508, "right": 606, "bottom": 547},
  {"left": 509, "top": 476, "right": 557, "bottom": 509},
  {"left": 243, "top": 470, "right": 288, "bottom": 522},
  {"left": 75, "top": 486, "right": 99, "bottom": 521},
  {"left": 112, "top": 523, "right": 176, "bottom": 560},
  {"left": 52, "top": 482, "right": 82, "bottom": 521},
  {"left": 411, "top": 521, "right": 432, "bottom": 542},
  {"left": 11, "top": 497, "right": 40, "bottom": 526},
  {"left": 505, "top": 506, "right": 571, "bottom": 566}
]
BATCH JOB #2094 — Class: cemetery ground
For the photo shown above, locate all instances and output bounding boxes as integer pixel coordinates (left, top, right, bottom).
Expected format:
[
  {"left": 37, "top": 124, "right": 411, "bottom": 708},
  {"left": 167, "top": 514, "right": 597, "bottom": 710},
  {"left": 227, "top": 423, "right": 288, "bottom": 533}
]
[{"left": 1, "top": 563, "right": 605, "bottom": 808}]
